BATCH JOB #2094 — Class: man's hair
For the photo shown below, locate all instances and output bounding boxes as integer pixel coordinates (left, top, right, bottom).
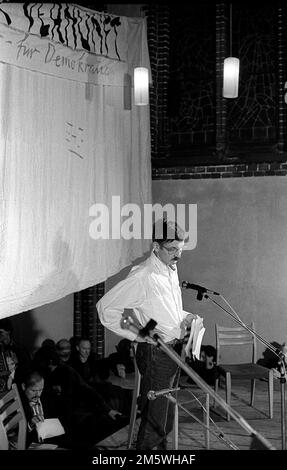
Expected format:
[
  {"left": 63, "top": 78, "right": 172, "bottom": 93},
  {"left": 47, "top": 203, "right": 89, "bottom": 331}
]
[
  {"left": 76, "top": 338, "right": 91, "bottom": 347},
  {"left": 21, "top": 368, "right": 44, "bottom": 388},
  {"left": 0, "top": 318, "right": 13, "bottom": 333},
  {"left": 41, "top": 338, "right": 55, "bottom": 350},
  {"left": 56, "top": 338, "right": 71, "bottom": 350},
  {"left": 116, "top": 338, "right": 132, "bottom": 354},
  {"left": 152, "top": 218, "right": 186, "bottom": 245},
  {"left": 201, "top": 345, "right": 217, "bottom": 360}
]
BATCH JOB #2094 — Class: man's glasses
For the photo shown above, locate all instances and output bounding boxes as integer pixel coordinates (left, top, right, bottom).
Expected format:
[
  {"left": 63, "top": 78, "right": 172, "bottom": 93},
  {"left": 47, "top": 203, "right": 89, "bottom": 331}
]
[{"left": 161, "top": 245, "right": 183, "bottom": 255}]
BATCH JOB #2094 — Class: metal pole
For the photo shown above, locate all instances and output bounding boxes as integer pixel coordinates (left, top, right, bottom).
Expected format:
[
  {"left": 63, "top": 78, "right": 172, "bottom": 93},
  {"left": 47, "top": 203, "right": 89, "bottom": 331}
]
[
  {"left": 122, "top": 317, "right": 277, "bottom": 450},
  {"left": 154, "top": 334, "right": 275, "bottom": 449},
  {"left": 205, "top": 293, "right": 286, "bottom": 450},
  {"left": 279, "top": 362, "right": 286, "bottom": 450}
]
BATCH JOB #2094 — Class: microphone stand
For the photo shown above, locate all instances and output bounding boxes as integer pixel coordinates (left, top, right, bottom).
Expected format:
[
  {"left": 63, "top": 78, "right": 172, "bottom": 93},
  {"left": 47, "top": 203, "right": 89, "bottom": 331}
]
[
  {"left": 202, "top": 292, "right": 286, "bottom": 450},
  {"left": 122, "top": 317, "right": 276, "bottom": 450},
  {"left": 162, "top": 391, "right": 239, "bottom": 450}
]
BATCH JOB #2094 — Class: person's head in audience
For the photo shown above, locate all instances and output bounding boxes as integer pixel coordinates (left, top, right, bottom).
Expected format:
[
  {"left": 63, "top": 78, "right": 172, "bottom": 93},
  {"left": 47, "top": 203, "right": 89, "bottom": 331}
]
[
  {"left": 34, "top": 346, "right": 60, "bottom": 376},
  {"left": 116, "top": 339, "right": 133, "bottom": 358},
  {"left": 41, "top": 338, "right": 56, "bottom": 351},
  {"left": 56, "top": 339, "right": 71, "bottom": 364},
  {"left": 5, "top": 350, "right": 18, "bottom": 389},
  {"left": 114, "top": 339, "right": 134, "bottom": 378},
  {"left": 21, "top": 369, "right": 44, "bottom": 404},
  {"left": 0, "top": 319, "right": 31, "bottom": 371},
  {"left": 0, "top": 318, "right": 13, "bottom": 347},
  {"left": 5, "top": 349, "right": 18, "bottom": 373},
  {"left": 200, "top": 345, "right": 217, "bottom": 370},
  {"left": 76, "top": 338, "right": 91, "bottom": 363}
]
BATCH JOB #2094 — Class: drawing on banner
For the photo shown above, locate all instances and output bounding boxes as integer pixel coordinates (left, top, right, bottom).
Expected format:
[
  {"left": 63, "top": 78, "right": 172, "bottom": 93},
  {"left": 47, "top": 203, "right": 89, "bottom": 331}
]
[{"left": 65, "top": 122, "right": 85, "bottom": 160}]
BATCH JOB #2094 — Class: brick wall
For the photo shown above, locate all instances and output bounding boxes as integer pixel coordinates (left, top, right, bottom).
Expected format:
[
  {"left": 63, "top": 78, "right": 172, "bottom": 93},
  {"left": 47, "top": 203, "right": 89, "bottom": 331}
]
[
  {"left": 143, "top": 3, "right": 170, "bottom": 160},
  {"left": 153, "top": 162, "right": 287, "bottom": 179},
  {"left": 74, "top": 283, "right": 105, "bottom": 358}
]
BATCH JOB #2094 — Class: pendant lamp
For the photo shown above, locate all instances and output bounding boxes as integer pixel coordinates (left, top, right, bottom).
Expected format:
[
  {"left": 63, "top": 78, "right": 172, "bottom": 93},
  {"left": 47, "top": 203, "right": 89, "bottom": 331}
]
[
  {"left": 134, "top": 67, "right": 149, "bottom": 106},
  {"left": 223, "top": 4, "right": 240, "bottom": 98}
]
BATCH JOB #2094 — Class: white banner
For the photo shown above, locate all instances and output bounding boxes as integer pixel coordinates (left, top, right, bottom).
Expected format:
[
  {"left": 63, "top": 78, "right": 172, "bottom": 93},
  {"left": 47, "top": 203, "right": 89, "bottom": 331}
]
[
  {"left": 0, "top": 23, "right": 126, "bottom": 85},
  {"left": 0, "top": 4, "right": 152, "bottom": 318},
  {"left": 0, "top": 3, "right": 150, "bottom": 85},
  {"left": 0, "top": 3, "right": 127, "bottom": 59}
]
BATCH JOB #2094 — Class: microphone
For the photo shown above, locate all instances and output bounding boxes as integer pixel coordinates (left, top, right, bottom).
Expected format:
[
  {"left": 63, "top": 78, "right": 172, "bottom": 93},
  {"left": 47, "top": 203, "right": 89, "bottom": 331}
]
[
  {"left": 182, "top": 281, "right": 220, "bottom": 299},
  {"left": 147, "top": 387, "right": 180, "bottom": 400}
]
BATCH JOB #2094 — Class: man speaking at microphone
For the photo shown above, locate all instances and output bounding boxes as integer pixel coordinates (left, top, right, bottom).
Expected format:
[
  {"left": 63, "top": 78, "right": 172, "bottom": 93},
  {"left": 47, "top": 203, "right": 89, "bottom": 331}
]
[{"left": 96, "top": 218, "right": 200, "bottom": 450}]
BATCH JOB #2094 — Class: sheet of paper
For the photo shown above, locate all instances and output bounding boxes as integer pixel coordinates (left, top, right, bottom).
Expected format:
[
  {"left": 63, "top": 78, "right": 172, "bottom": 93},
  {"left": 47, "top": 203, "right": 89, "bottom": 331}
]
[
  {"left": 184, "top": 316, "right": 205, "bottom": 359},
  {"left": 28, "top": 442, "right": 58, "bottom": 450},
  {"left": 192, "top": 327, "right": 205, "bottom": 359},
  {"left": 184, "top": 320, "right": 195, "bottom": 357},
  {"left": 36, "top": 418, "right": 65, "bottom": 441}
]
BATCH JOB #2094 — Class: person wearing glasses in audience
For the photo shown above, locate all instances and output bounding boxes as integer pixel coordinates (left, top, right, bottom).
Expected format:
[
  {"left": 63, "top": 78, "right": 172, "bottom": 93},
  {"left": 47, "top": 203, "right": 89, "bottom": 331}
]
[{"left": 97, "top": 218, "right": 200, "bottom": 450}]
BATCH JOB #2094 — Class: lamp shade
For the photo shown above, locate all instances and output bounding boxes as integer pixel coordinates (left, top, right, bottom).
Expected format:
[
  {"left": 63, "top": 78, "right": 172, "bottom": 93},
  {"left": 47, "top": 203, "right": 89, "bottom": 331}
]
[
  {"left": 223, "top": 57, "right": 240, "bottom": 98},
  {"left": 134, "top": 67, "right": 149, "bottom": 106}
]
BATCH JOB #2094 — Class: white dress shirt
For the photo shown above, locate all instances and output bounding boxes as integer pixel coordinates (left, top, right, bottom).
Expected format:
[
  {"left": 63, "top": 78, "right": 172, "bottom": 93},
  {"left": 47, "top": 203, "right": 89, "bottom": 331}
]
[{"left": 97, "top": 251, "right": 189, "bottom": 344}]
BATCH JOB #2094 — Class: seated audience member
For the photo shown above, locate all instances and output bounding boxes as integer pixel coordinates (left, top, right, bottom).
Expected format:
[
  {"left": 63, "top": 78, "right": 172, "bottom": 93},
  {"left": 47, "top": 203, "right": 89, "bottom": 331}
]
[
  {"left": 4, "top": 349, "right": 18, "bottom": 390},
  {"left": 0, "top": 318, "right": 31, "bottom": 369},
  {"left": 186, "top": 345, "right": 219, "bottom": 386},
  {"left": 41, "top": 338, "right": 56, "bottom": 352},
  {"left": 16, "top": 367, "right": 66, "bottom": 448},
  {"left": 76, "top": 338, "right": 135, "bottom": 381},
  {"left": 70, "top": 338, "right": 98, "bottom": 384},
  {"left": 55, "top": 338, "right": 72, "bottom": 365},
  {"left": 32, "top": 340, "right": 57, "bottom": 378},
  {"left": 108, "top": 338, "right": 135, "bottom": 379},
  {"left": 34, "top": 346, "right": 127, "bottom": 449},
  {"left": 69, "top": 337, "right": 111, "bottom": 382},
  {"left": 70, "top": 338, "right": 132, "bottom": 416},
  {"left": 257, "top": 341, "right": 287, "bottom": 379}
]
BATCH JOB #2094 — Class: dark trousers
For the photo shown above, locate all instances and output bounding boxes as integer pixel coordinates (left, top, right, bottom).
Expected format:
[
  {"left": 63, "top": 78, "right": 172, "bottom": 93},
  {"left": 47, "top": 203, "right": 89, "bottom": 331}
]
[
  {"left": 135, "top": 342, "right": 181, "bottom": 450},
  {"left": 71, "top": 408, "right": 129, "bottom": 449}
]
